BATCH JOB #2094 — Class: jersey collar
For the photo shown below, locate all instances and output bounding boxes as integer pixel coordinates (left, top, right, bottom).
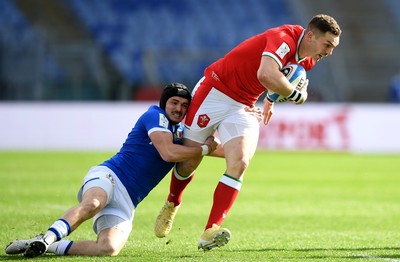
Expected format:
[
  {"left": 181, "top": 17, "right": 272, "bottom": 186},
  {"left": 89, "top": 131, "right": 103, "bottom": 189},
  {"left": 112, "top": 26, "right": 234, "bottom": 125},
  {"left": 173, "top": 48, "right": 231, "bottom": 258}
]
[{"left": 296, "top": 30, "right": 307, "bottom": 63}]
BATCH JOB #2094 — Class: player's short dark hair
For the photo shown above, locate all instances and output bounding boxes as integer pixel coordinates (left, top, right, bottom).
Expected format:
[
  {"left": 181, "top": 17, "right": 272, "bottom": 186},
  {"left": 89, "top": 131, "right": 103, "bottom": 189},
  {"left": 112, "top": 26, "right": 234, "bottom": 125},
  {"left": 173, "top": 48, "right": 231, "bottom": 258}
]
[
  {"left": 159, "top": 83, "right": 192, "bottom": 110},
  {"left": 308, "top": 14, "right": 341, "bottom": 36}
]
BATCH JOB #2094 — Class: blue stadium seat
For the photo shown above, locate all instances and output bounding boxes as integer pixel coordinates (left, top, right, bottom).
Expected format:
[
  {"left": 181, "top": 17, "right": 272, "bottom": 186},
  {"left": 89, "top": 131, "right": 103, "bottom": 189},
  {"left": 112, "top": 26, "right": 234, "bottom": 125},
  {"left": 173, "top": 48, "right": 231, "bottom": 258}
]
[
  {"left": 0, "top": 0, "right": 64, "bottom": 99},
  {"left": 67, "top": 0, "right": 296, "bottom": 86},
  {"left": 385, "top": 0, "right": 400, "bottom": 30}
]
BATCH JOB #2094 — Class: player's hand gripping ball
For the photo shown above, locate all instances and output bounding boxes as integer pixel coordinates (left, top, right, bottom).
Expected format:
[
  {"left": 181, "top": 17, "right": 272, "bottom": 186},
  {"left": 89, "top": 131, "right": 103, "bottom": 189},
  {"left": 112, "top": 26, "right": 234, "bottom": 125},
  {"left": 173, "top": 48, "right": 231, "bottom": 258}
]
[{"left": 266, "top": 64, "right": 307, "bottom": 103}]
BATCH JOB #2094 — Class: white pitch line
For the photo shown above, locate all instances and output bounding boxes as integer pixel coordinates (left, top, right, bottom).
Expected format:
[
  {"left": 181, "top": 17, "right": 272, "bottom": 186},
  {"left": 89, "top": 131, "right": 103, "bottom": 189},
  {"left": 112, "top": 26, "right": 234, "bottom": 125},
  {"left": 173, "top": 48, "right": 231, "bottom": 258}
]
[{"left": 356, "top": 254, "right": 400, "bottom": 262}]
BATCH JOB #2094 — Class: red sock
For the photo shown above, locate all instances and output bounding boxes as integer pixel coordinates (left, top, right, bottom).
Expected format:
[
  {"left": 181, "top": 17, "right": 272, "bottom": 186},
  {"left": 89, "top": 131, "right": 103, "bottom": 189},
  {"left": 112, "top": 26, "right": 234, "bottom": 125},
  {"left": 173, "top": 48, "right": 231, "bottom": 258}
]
[
  {"left": 167, "top": 167, "right": 194, "bottom": 206},
  {"left": 205, "top": 179, "right": 240, "bottom": 230}
]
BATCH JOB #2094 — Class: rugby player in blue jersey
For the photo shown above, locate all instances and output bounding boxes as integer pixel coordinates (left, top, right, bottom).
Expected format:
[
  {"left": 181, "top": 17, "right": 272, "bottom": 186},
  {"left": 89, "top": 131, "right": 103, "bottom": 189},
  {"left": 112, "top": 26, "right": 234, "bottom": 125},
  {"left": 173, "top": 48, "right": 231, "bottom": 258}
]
[{"left": 5, "top": 83, "right": 219, "bottom": 257}]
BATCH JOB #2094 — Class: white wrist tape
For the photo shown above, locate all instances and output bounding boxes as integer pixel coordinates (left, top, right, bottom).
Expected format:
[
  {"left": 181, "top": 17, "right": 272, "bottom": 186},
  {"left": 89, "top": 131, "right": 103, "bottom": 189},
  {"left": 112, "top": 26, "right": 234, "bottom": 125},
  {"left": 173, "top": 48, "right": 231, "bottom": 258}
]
[{"left": 201, "top": 145, "right": 209, "bottom": 155}]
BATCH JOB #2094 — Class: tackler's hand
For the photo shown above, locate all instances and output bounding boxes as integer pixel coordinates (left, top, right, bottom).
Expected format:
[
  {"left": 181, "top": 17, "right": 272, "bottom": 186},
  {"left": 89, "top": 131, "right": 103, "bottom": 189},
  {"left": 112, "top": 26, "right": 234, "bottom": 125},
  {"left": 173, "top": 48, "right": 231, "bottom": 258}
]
[{"left": 202, "top": 136, "right": 218, "bottom": 155}]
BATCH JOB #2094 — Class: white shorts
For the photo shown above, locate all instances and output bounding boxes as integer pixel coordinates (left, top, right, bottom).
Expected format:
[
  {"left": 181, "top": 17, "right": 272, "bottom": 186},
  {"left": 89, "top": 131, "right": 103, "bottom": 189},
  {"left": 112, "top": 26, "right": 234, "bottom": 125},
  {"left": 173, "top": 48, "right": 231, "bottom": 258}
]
[
  {"left": 77, "top": 166, "right": 135, "bottom": 235},
  {"left": 185, "top": 78, "right": 260, "bottom": 146}
]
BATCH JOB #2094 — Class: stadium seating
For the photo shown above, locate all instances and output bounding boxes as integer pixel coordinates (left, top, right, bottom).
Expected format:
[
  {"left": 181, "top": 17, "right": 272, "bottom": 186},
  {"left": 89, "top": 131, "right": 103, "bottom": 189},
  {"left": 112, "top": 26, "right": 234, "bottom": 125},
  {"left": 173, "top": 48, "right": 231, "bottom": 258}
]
[
  {"left": 67, "top": 0, "right": 295, "bottom": 86},
  {"left": 3, "top": 0, "right": 400, "bottom": 102},
  {"left": 0, "top": 0, "right": 62, "bottom": 99},
  {"left": 385, "top": 0, "right": 400, "bottom": 30}
]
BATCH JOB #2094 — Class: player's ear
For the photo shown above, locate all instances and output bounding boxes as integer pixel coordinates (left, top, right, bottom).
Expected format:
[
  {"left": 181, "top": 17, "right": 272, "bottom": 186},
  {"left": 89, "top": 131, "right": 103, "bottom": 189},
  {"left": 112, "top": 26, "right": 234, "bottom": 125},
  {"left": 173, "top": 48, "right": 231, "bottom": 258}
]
[{"left": 305, "top": 30, "right": 314, "bottom": 41}]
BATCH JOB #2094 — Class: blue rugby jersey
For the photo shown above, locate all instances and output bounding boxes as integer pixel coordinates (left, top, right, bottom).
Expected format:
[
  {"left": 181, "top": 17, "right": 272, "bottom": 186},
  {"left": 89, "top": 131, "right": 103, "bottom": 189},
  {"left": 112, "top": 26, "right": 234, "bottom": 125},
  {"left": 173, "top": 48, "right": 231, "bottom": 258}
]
[{"left": 100, "top": 105, "right": 184, "bottom": 207}]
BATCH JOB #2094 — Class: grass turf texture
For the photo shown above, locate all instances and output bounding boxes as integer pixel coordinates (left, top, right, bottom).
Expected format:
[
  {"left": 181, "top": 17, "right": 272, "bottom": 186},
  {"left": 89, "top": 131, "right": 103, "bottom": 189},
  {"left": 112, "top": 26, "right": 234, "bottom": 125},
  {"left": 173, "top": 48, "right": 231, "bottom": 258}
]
[{"left": 0, "top": 151, "right": 400, "bottom": 261}]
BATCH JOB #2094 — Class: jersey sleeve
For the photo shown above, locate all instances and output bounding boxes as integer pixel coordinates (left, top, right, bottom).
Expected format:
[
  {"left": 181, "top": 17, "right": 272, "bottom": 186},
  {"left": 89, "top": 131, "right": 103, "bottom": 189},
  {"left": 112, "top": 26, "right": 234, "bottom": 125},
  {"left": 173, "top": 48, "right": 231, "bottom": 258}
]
[
  {"left": 140, "top": 108, "right": 172, "bottom": 136},
  {"left": 262, "top": 29, "right": 298, "bottom": 69}
]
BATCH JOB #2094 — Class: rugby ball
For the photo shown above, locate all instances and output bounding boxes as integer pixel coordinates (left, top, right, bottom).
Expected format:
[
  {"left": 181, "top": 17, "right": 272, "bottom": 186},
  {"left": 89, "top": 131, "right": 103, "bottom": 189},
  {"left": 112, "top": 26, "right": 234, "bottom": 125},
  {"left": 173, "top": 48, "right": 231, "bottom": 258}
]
[{"left": 267, "top": 64, "right": 306, "bottom": 103}]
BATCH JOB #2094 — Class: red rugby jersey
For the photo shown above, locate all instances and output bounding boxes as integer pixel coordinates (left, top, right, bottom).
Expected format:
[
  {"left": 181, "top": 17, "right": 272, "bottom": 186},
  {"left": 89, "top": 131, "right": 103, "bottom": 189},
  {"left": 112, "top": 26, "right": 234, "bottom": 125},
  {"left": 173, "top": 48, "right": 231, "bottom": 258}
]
[{"left": 204, "top": 24, "right": 316, "bottom": 106}]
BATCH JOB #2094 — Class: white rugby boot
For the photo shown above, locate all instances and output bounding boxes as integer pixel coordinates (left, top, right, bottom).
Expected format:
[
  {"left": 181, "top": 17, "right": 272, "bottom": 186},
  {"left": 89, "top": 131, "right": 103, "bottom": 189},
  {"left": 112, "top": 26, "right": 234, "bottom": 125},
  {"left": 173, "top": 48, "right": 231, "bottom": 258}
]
[
  {"left": 23, "top": 234, "right": 51, "bottom": 258},
  {"left": 154, "top": 200, "right": 180, "bottom": 238},
  {"left": 5, "top": 234, "right": 44, "bottom": 255},
  {"left": 197, "top": 224, "right": 231, "bottom": 251}
]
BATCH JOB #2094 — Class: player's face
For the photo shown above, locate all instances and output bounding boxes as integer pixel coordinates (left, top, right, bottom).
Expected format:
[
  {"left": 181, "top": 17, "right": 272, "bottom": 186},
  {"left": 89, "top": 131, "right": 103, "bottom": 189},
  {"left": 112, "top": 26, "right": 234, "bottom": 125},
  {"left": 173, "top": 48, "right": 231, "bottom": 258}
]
[
  {"left": 310, "top": 31, "right": 340, "bottom": 62},
  {"left": 165, "top": 96, "right": 190, "bottom": 124}
]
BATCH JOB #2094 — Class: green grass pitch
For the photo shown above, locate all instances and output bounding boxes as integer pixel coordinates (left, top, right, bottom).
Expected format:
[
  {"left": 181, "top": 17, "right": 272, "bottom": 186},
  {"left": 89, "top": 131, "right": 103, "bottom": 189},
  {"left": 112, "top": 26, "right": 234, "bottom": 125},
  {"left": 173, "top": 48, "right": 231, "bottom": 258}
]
[{"left": 1, "top": 151, "right": 400, "bottom": 261}]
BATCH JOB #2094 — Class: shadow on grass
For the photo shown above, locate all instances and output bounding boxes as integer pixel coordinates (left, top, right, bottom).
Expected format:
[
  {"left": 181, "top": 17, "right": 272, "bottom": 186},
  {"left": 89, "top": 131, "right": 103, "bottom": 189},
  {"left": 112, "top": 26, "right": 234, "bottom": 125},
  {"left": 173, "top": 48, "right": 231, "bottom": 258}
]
[
  {"left": 0, "top": 254, "right": 79, "bottom": 260},
  {"left": 2, "top": 247, "right": 400, "bottom": 261},
  {"left": 236, "top": 246, "right": 400, "bottom": 252},
  {"left": 231, "top": 246, "right": 400, "bottom": 260},
  {"left": 1, "top": 255, "right": 48, "bottom": 260}
]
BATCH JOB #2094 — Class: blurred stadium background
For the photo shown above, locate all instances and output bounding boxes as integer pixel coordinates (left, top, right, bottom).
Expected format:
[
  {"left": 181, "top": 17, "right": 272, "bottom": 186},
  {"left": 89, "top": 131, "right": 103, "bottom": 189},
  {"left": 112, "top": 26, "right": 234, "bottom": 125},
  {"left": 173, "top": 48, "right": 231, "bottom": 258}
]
[{"left": 1, "top": 0, "right": 400, "bottom": 103}]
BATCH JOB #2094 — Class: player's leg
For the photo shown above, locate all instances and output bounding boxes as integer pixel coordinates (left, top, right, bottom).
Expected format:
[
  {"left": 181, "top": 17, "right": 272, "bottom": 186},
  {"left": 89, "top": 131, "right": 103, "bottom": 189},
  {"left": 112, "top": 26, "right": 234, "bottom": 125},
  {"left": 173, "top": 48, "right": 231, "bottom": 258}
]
[
  {"left": 9, "top": 187, "right": 108, "bottom": 257},
  {"left": 23, "top": 186, "right": 109, "bottom": 258},
  {"left": 155, "top": 81, "right": 224, "bottom": 238},
  {"left": 154, "top": 138, "right": 204, "bottom": 238},
  {"left": 49, "top": 215, "right": 131, "bottom": 256},
  {"left": 22, "top": 166, "right": 114, "bottom": 258},
  {"left": 170, "top": 138, "right": 204, "bottom": 202},
  {"left": 197, "top": 135, "right": 257, "bottom": 251},
  {"left": 154, "top": 161, "right": 195, "bottom": 237},
  {"left": 47, "top": 168, "right": 134, "bottom": 256},
  {"left": 198, "top": 107, "right": 259, "bottom": 251},
  {"left": 206, "top": 134, "right": 257, "bottom": 225}
]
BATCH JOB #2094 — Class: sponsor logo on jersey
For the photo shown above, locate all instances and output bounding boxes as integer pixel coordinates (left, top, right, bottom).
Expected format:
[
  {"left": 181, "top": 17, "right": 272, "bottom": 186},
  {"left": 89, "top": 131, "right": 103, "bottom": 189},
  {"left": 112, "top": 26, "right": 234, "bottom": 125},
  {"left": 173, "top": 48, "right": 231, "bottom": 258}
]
[
  {"left": 276, "top": 42, "right": 290, "bottom": 59},
  {"left": 211, "top": 71, "right": 220, "bottom": 81},
  {"left": 159, "top": 113, "right": 169, "bottom": 128}
]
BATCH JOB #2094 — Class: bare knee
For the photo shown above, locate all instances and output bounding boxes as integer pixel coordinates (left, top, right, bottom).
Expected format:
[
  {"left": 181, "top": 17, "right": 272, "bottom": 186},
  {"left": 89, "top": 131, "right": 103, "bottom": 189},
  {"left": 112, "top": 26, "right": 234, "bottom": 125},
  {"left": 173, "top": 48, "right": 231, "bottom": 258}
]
[
  {"left": 227, "top": 158, "right": 249, "bottom": 177},
  {"left": 236, "top": 158, "right": 249, "bottom": 173},
  {"left": 98, "top": 240, "right": 123, "bottom": 256},
  {"left": 80, "top": 199, "right": 103, "bottom": 216},
  {"left": 80, "top": 187, "right": 108, "bottom": 216},
  {"left": 99, "top": 245, "right": 121, "bottom": 256}
]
